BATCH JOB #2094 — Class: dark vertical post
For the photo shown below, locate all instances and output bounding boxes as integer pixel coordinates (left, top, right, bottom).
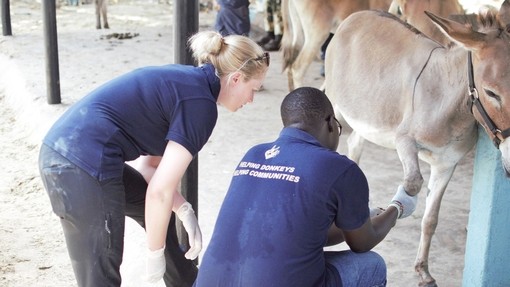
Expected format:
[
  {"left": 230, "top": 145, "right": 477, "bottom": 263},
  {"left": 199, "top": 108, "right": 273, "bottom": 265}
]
[
  {"left": 42, "top": 0, "right": 61, "bottom": 104},
  {"left": 173, "top": 0, "right": 199, "bottom": 258},
  {"left": 1, "top": 0, "right": 12, "bottom": 36}
]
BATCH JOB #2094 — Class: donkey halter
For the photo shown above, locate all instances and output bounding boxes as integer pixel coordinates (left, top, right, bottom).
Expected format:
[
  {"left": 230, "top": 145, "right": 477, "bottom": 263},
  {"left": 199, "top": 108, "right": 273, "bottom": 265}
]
[{"left": 467, "top": 51, "right": 510, "bottom": 148}]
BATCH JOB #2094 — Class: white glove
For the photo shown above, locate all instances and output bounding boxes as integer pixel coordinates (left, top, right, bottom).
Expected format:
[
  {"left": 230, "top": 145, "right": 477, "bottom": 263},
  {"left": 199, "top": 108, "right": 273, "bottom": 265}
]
[
  {"left": 144, "top": 246, "right": 166, "bottom": 283},
  {"left": 370, "top": 206, "right": 385, "bottom": 217},
  {"left": 176, "top": 202, "right": 202, "bottom": 260},
  {"left": 388, "top": 185, "right": 418, "bottom": 219}
]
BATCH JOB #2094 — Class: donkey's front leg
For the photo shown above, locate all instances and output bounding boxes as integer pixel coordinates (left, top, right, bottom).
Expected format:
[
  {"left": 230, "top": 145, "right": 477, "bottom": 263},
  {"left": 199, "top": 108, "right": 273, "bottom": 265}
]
[
  {"left": 415, "top": 164, "right": 456, "bottom": 287},
  {"left": 395, "top": 134, "right": 424, "bottom": 196}
]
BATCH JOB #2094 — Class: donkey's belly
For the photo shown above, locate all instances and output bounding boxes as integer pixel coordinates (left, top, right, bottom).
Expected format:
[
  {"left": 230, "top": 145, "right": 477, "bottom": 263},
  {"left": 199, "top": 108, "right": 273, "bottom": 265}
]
[{"left": 342, "top": 113, "right": 397, "bottom": 149}]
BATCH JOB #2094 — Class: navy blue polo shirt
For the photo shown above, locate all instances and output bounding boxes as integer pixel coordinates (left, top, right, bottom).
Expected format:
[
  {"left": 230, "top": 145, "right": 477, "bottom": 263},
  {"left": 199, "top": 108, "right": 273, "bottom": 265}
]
[
  {"left": 43, "top": 64, "right": 220, "bottom": 180},
  {"left": 195, "top": 127, "right": 370, "bottom": 287}
]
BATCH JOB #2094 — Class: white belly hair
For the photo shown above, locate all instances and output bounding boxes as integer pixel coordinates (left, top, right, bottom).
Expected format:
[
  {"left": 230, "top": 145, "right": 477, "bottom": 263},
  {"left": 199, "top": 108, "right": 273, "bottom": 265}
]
[{"left": 343, "top": 115, "right": 397, "bottom": 149}]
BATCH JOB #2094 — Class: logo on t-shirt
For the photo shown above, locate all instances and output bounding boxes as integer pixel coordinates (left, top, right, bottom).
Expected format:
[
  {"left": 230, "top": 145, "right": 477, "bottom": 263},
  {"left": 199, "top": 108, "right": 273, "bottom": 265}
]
[{"left": 264, "top": 145, "right": 280, "bottom": 159}]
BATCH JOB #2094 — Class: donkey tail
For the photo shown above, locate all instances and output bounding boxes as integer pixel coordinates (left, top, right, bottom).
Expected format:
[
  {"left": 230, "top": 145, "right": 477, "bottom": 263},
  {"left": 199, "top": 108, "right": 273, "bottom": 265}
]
[{"left": 281, "top": 0, "right": 302, "bottom": 73}]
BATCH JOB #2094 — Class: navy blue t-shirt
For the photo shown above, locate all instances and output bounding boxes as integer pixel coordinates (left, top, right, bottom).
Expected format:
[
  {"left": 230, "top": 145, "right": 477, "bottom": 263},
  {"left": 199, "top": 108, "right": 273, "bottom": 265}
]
[
  {"left": 195, "top": 127, "right": 370, "bottom": 287},
  {"left": 217, "top": 0, "right": 249, "bottom": 9},
  {"left": 215, "top": 0, "right": 250, "bottom": 36},
  {"left": 43, "top": 64, "right": 220, "bottom": 180}
]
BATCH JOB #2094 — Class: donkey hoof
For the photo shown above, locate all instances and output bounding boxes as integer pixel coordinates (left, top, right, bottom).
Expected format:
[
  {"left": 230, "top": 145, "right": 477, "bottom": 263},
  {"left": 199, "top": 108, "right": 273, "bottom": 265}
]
[{"left": 418, "top": 280, "right": 437, "bottom": 287}]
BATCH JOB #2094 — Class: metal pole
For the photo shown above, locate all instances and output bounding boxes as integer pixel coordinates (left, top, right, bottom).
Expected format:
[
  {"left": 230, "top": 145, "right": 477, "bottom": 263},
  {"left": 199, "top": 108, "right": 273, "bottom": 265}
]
[
  {"left": 173, "top": 0, "right": 199, "bottom": 259},
  {"left": 173, "top": 0, "right": 198, "bottom": 66},
  {"left": 1, "top": 0, "right": 12, "bottom": 36},
  {"left": 42, "top": 0, "right": 61, "bottom": 104}
]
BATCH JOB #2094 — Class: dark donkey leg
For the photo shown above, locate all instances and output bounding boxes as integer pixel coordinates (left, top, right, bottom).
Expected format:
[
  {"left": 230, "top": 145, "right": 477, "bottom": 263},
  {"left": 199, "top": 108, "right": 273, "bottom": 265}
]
[
  {"left": 95, "top": 0, "right": 109, "bottom": 29},
  {"left": 95, "top": 0, "right": 102, "bottom": 29},
  {"left": 102, "top": 0, "right": 109, "bottom": 29}
]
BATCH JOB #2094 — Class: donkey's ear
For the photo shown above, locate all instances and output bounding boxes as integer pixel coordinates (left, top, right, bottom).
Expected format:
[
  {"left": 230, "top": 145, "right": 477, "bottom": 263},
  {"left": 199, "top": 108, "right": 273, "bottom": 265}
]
[
  {"left": 498, "top": 0, "right": 510, "bottom": 33},
  {"left": 425, "top": 10, "right": 486, "bottom": 50},
  {"left": 448, "top": 13, "right": 479, "bottom": 31}
]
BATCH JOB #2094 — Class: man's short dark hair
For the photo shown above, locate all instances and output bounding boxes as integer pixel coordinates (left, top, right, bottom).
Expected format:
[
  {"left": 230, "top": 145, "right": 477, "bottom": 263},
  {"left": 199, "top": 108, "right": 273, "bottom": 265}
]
[{"left": 281, "top": 87, "right": 333, "bottom": 127}]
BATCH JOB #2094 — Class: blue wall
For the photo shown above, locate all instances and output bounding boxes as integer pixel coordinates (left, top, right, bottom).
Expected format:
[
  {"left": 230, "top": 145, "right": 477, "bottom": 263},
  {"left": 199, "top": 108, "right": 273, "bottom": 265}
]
[{"left": 463, "top": 128, "right": 510, "bottom": 286}]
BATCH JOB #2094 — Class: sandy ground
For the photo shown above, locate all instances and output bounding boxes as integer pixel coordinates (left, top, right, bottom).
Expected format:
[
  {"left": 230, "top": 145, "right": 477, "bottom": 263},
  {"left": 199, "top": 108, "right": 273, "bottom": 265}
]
[{"left": 0, "top": 0, "right": 502, "bottom": 286}]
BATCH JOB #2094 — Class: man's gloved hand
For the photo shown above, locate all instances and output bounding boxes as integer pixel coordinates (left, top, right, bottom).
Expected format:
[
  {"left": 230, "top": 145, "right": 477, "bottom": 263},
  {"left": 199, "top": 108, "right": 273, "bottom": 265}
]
[
  {"left": 388, "top": 185, "right": 418, "bottom": 219},
  {"left": 176, "top": 202, "right": 202, "bottom": 260},
  {"left": 144, "top": 246, "right": 166, "bottom": 283}
]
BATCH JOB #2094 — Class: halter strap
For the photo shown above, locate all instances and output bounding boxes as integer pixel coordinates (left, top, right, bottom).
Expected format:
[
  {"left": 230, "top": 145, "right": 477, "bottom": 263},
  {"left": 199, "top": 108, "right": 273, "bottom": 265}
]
[{"left": 467, "top": 52, "right": 510, "bottom": 148}]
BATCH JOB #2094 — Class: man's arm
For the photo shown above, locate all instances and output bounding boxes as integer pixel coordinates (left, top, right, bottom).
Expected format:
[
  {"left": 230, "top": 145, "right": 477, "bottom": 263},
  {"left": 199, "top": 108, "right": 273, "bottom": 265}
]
[
  {"left": 326, "top": 206, "right": 396, "bottom": 247},
  {"left": 341, "top": 206, "right": 398, "bottom": 252},
  {"left": 326, "top": 224, "right": 345, "bottom": 246},
  {"left": 341, "top": 184, "right": 417, "bottom": 252}
]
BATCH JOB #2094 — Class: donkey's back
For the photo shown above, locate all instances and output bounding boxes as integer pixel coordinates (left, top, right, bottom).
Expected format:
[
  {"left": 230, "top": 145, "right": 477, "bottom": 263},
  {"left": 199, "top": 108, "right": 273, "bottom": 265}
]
[
  {"left": 393, "top": 0, "right": 464, "bottom": 45},
  {"left": 325, "top": 10, "right": 450, "bottom": 148}
]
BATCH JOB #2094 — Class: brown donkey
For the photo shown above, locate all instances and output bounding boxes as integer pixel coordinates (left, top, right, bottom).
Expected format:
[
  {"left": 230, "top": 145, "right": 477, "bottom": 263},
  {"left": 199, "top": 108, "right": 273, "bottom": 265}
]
[
  {"left": 325, "top": 2, "right": 510, "bottom": 286},
  {"left": 280, "top": 0, "right": 393, "bottom": 91}
]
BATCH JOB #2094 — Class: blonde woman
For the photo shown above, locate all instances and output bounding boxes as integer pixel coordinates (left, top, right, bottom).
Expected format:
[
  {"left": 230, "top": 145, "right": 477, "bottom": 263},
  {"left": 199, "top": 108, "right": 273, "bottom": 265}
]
[{"left": 38, "top": 31, "right": 269, "bottom": 287}]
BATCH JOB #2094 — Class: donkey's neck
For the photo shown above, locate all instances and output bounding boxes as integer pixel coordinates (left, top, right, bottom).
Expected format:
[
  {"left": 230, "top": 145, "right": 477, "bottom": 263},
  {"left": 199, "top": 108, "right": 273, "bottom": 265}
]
[{"left": 427, "top": 45, "right": 474, "bottom": 119}]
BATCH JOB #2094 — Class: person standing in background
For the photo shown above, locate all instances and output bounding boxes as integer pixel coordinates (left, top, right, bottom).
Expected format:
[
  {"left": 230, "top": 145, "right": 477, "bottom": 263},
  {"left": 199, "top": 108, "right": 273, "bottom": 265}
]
[
  {"left": 256, "top": 0, "right": 283, "bottom": 51},
  {"left": 214, "top": 0, "right": 251, "bottom": 36}
]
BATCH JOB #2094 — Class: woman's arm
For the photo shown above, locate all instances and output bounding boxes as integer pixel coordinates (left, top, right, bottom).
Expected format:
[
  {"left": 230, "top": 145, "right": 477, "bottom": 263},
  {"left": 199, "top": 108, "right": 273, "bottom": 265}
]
[
  {"left": 130, "top": 155, "right": 188, "bottom": 211},
  {"left": 132, "top": 155, "right": 161, "bottom": 183},
  {"left": 144, "top": 141, "right": 193, "bottom": 251}
]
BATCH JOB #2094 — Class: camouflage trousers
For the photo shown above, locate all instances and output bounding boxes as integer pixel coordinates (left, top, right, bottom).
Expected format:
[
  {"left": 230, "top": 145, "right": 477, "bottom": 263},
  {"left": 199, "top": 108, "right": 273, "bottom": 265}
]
[{"left": 263, "top": 0, "right": 283, "bottom": 36}]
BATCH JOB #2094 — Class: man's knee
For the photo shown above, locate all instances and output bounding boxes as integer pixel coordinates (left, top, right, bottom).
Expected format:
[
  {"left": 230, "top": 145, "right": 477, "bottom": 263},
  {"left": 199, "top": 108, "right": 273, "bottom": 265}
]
[{"left": 364, "top": 251, "right": 387, "bottom": 286}]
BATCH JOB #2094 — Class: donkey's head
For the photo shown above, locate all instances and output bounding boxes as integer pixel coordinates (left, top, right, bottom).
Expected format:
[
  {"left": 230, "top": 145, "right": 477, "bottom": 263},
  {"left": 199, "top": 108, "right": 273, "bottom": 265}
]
[{"left": 426, "top": 0, "right": 510, "bottom": 176}]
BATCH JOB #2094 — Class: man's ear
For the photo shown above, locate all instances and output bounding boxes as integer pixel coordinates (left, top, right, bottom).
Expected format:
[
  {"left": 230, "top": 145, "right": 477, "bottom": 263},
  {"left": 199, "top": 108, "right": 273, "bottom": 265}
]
[{"left": 326, "top": 116, "right": 334, "bottom": 132}]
